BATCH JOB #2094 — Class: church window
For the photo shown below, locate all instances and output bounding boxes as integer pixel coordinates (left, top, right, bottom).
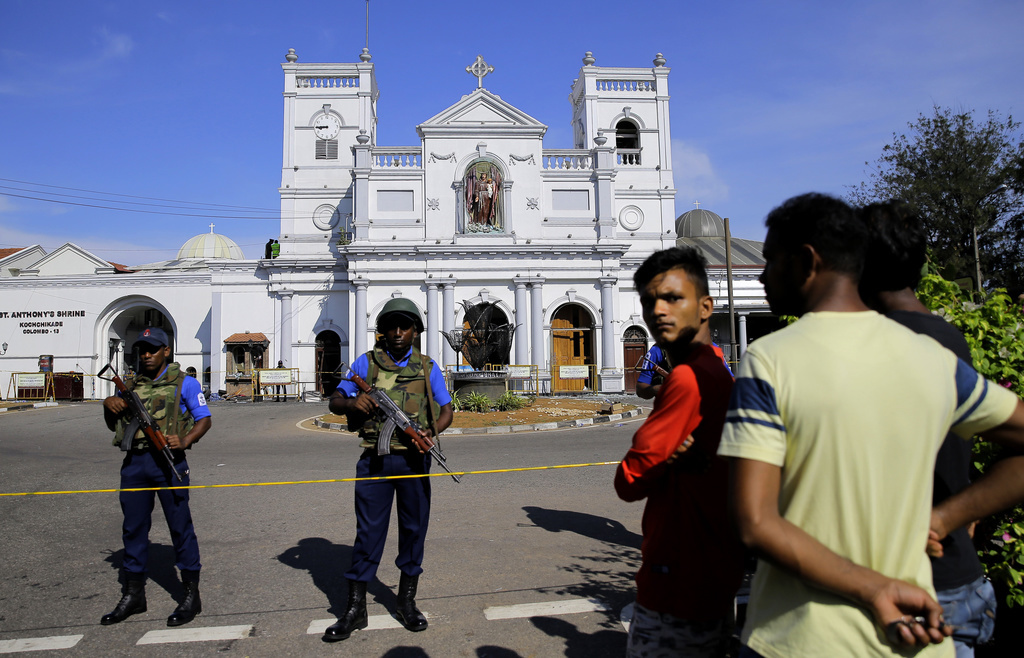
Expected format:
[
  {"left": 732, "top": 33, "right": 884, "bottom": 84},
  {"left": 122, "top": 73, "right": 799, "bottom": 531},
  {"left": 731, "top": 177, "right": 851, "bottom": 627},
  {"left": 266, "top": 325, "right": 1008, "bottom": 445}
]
[
  {"left": 615, "top": 120, "right": 640, "bottom": 165},
  {"left": 316, "top": 139, "right": 339, "bottom": 160}
]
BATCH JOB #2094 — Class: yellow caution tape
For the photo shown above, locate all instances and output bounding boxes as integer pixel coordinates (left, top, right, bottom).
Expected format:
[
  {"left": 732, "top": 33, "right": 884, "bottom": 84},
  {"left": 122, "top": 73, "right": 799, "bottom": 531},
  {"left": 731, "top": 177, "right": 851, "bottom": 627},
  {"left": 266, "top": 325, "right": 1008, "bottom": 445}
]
[{"left": 0, "top": 461, "right": 620, "bottom": 497}]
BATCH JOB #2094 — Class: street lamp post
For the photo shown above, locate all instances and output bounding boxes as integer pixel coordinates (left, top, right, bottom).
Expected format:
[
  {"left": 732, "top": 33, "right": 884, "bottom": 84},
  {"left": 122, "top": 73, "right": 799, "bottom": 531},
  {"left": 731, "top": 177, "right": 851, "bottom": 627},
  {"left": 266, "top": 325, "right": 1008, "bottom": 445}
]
[{"left": 973, "top": 183, "right": 1008, "bottom": 294}]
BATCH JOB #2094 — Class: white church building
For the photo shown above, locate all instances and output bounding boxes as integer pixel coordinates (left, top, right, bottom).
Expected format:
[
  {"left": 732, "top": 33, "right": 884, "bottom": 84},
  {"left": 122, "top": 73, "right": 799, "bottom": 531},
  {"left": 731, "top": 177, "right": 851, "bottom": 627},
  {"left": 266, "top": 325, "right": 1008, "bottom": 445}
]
[{"left": 0, "top": 50, "right": 770, "bottom": 401}]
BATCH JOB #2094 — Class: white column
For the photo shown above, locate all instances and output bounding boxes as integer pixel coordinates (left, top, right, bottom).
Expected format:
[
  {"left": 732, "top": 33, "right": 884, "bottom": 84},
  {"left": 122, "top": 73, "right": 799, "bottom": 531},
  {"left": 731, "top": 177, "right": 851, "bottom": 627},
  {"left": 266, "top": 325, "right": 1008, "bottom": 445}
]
[
  {"left": 210, "top": 289, "right": 224, "bottom": 395},
  {"left": 442, "top": 281, "right": 457, "bottom": 366},
  {"left": 353, "top": 281, "right": 368, "bottom": 357},
  {"left": 279, "top": 291, "right": 294, "bottom": 367},
  {"left": 739, "top": 313, "right": 749, "bottom": 359},
  {"left": 599, "top": 276, "right": 616, "bottom": 369},
  {"left": 514, "top": 280, "right": 529, "bottom": 364},
  {"left": 529, "top": 280, "right": 545, "bottom": 368},
  {"left": 426, "top": 281, "right": 440, "bottom": 362}
]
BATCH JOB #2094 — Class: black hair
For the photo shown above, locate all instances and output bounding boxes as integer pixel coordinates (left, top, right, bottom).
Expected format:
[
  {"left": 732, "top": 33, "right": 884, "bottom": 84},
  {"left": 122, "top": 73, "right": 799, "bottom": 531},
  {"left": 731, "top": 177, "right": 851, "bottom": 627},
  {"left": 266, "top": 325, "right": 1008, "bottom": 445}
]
[
  {"left": 858, "top": 200, "right": 927, "bottom": 294},
  {"left": 764, "top": 193, "right": 866, "bottom": 276},
  {"left": 634, "top": 246, "right": 710, "bottom": 297}
]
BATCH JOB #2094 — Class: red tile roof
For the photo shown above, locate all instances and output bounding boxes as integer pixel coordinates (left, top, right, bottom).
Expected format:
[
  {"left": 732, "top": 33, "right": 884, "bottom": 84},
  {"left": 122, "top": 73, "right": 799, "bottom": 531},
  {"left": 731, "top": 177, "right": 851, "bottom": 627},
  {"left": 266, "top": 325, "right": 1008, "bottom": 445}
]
[{"left": 224, "top": 332, "right": 270, "bottom": 344}]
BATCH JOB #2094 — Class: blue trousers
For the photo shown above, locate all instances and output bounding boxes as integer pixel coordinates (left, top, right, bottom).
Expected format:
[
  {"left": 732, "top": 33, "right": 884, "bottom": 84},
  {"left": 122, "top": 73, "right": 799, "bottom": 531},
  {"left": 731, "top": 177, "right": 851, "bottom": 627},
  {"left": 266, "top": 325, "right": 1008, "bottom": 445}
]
[
  {"left": 937, "top": 575, "right": 997, "bottom": 657},
  {"left": 345, "top": 451, "right": 431, "bottom": 582},
  {"left": 119, "top": 450, "right": 201, "bottom": 579}
]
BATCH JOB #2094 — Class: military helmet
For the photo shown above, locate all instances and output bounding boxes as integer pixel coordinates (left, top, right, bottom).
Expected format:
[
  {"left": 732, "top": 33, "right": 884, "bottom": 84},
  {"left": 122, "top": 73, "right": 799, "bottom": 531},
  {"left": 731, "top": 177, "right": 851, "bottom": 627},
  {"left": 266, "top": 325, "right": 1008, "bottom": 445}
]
[{"left": 377, "top": 298, "right": 424, "bottom": 333}]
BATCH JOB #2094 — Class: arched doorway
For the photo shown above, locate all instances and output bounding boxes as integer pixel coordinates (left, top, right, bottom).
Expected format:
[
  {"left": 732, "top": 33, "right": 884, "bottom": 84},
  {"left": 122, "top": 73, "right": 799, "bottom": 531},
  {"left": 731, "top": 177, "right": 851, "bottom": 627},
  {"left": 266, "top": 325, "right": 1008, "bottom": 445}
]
[
  {"left": 622, "top": 326, "right": 649, "bottom": 394},
  {"left": 551, "top": 304, "right": 594, "bottom": 393},
  {"left": 315, "top": 330, "right": 342, "bottom": 395}
]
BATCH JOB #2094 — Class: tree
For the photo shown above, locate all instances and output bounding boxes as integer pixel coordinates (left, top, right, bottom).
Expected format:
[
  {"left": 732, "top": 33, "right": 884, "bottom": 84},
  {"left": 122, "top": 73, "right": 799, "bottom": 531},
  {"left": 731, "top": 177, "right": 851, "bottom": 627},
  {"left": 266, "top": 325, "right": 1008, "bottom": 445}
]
[{"left": 850, "top": 107, "right": 1024, "bottom": 297}]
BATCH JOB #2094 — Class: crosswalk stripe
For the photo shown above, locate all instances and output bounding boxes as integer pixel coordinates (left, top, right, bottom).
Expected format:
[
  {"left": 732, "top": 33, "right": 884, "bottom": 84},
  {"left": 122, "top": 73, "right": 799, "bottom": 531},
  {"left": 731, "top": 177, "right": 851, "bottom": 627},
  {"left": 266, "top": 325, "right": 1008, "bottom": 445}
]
[
  {"left": 0, "top": 635, "right": 83, "bottom": 653},
  {"left": 484, "top": 598, "right": 612, "bottom": 621},
  {"left": 136, "top": 625, "right": 252, "bottom": 645},
  {"left": 307, "top": 612, "right": 430, "bottom": 635}
]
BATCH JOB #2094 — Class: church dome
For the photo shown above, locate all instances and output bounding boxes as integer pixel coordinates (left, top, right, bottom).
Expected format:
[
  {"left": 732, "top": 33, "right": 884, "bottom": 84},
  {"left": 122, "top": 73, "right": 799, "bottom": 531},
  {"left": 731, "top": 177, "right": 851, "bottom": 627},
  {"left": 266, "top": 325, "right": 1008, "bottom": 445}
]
[
  {"left": 675, "top": 208, "right": 725, "bottom": 238},
  {"left": 177, "top": 229, "right": 245, "bottom": 260}
]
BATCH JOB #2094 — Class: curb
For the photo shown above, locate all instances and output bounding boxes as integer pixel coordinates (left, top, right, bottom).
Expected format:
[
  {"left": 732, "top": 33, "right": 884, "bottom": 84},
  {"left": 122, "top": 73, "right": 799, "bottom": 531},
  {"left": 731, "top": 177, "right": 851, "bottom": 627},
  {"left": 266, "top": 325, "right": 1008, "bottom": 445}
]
[
  {"left": 0, "top": 401, "right": 59, "bottom": 413},
  {"left": 313, "top": 407, "right": 645, "bottom": 435}
]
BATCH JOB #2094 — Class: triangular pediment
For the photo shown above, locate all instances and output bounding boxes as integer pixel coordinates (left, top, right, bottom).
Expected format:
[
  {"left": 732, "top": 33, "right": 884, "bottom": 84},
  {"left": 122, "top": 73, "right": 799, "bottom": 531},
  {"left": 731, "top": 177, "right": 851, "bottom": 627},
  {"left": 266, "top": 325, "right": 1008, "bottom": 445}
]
[
  {"left": 0, "top": 244, "right": 46, "bottom": 276},
  {"left": 418, "top": 88, "right": 547, "bottom": 137},
  {"left": 19, "top": 242, "right": 116, "bottom": 276}
]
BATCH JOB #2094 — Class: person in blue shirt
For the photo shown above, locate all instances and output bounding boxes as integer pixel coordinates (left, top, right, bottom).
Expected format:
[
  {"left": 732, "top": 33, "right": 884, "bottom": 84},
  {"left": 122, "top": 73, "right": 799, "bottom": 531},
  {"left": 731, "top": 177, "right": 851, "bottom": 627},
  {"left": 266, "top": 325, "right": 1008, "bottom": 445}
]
[
  {"left": 325, "top": 299, "right": 453, "bottom": 642},
  {"left": 100, "top": 326, "right": 212, "bottom": 627},
  {"left": 637, "top": 341, "right": 733, "bottom": 400},
  {"left": 635, "top": 344, "right": 669, "bottom": 400}
]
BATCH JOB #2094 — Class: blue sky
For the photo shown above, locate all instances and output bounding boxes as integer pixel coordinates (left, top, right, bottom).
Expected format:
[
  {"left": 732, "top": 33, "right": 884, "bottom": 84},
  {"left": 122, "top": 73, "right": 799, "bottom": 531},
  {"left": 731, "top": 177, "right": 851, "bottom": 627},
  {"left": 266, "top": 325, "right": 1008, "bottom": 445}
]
[{"left": 1, "top": 0, "right": 1021, "bottom": 265}]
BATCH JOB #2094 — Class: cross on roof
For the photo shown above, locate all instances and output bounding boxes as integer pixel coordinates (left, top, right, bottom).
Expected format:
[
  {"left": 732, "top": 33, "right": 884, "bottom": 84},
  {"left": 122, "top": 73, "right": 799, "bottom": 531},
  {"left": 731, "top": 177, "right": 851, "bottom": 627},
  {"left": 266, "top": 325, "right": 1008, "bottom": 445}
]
[
  {"left": 466, "top": 55, "right": 494, "bottom": 89},
  {"left": 693, "top": 201, "right": 701, "bottom": 209},
  {"left": 209, "top": 223, "right": 216, "bottom": 233}
]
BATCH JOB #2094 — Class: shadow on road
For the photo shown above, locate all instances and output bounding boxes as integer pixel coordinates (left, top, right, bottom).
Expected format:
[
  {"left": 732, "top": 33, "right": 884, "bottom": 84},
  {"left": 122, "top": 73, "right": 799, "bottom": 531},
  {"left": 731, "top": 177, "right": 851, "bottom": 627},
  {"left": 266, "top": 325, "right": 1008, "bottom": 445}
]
[
  {"left": 519, "top": 505, "right": 638, "bottom": 644},
  {"left": 103, "top": 543, "right": 181, "bottom": 599},
  {"left": 530, "top": 616, "right": 627, "bottom": 657},
  {"left": 277, "top": 536, "right": 393, "bottom": 615},
  {"left": 521, "top": 506, "right": 641, "bottom": 549}
]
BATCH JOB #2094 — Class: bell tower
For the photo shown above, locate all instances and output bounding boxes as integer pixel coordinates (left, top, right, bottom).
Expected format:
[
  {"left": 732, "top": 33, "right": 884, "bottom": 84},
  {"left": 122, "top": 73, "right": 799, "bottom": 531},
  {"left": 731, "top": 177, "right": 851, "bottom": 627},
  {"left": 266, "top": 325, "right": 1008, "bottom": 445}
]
[{"left": 278, "top": 48, "right": 378, "bottom": 255}]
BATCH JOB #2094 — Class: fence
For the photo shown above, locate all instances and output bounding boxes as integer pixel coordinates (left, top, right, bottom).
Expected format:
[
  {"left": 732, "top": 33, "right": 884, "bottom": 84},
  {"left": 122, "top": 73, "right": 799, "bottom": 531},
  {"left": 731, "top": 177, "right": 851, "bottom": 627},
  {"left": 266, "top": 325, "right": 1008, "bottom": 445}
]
[
  {"left": 552, "top": 363, "right": 597, "bottom": 394},
  {"left": 6, "top": 372, "right": 55, "bottom": 401},
  {"left": 251, "top": 368, "right": 301, "bottom": 401}
]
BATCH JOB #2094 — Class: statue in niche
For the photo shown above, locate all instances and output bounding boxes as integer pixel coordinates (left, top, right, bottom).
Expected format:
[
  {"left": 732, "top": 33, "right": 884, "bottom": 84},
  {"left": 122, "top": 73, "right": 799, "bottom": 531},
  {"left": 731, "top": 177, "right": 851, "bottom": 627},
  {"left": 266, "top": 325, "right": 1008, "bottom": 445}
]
[{"left": 464, "top": 162, "right": 503, "bottom": 232}]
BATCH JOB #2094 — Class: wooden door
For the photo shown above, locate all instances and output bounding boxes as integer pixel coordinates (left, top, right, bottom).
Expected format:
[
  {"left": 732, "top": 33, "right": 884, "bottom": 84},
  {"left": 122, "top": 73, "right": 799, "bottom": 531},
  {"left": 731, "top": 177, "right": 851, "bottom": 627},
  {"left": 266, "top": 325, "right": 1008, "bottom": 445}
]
[
  {"left": 622, "top": 327, "right": 648, "bottom": 393},
  {"left": 551, "top": 304, "right": 593, "bottom": 392}
]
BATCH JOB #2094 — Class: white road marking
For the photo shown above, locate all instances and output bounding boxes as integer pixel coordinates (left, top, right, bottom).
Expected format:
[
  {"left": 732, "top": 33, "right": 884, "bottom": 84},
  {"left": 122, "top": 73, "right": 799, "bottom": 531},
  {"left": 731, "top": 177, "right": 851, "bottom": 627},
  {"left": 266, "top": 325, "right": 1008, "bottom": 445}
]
[
  {"left": 0, "top": 635, "right": 83, "bottom": 653},
  {"left": 307, "top": 612, "right": 429, "bottom": 634},
  {"left": 136, "top": 625, "right": 252, "bottom": 645},
  {"left": 484, "top": 597, "right": 612, "bottom": 621}
]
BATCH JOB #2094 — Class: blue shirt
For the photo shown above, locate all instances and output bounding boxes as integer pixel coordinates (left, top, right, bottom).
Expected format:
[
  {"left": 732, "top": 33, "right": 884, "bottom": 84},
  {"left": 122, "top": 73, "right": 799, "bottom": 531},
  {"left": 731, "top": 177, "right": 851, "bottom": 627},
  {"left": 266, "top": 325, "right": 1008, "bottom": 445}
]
[
  {"left": 336, "top": 349, "right": 452, "bottom": 406},
  {"left": 180, "top": 375, "right": 211, "bottom": 421},
  {"left": 636, "top": 345, "right": 667, "bottom": 385}
]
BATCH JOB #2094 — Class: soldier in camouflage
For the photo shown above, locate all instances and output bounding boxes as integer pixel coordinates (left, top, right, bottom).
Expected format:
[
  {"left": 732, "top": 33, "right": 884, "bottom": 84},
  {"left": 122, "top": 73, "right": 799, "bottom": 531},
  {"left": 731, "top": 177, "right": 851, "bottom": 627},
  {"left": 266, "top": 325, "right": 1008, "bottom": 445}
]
[
  {"left": 325, "top": 299, "right": 453, "bottom": 642},
  {"left": 100, "top": 327, "right": 212, "bottom": 627}
]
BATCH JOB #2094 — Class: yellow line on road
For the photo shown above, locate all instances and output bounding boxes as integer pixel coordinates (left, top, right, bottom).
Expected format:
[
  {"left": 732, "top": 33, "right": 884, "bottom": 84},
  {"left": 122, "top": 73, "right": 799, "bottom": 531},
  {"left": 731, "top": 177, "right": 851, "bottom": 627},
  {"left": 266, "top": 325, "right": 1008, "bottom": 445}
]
[{"left": 0, "top": 461, "right": 620, "bottom": 497}]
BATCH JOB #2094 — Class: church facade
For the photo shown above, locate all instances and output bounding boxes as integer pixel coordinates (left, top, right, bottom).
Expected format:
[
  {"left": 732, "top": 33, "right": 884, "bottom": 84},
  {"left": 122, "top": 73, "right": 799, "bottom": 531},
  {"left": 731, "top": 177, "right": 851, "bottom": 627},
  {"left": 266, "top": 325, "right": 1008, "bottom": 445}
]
[{"left": 0, "top": 50, "right": 769, "bottom": 400}]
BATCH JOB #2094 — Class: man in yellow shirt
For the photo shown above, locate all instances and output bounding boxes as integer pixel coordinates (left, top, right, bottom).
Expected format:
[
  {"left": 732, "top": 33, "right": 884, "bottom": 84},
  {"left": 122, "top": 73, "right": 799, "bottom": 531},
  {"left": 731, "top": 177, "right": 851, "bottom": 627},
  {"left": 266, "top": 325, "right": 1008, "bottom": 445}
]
[{"left": 718, "top": 193, "right": 1024, "bottom": 657}]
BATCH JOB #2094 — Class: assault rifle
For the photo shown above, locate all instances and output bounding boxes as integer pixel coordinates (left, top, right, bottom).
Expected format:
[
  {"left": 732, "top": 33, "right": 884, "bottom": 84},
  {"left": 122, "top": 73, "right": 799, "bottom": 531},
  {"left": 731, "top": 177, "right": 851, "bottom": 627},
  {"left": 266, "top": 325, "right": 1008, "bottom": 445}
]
[
  {"left": 344, "top": 368, "right": 461, "bottom": 483},
  {"left": 98, "top": 363, "right": 188, "bottom": 482},
  {"left": 635, "top": 353, "right": 671, "bottom": 379}
]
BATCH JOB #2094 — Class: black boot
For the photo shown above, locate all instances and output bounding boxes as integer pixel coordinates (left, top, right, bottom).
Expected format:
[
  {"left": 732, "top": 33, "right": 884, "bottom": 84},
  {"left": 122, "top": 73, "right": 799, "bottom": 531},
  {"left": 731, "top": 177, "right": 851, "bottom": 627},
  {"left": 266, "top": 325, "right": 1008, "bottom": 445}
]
[
  {"left": 167, "top": 581, "right": 202, "bottom": 626},
  {"left": 395, "top": 573, "right": 427, "bottom": 632},
  {"left": 100, "top": 579, "right": 147, "bottom": 625},
  {"left": 323, "top": 580, "right": 368, "bottom": 642}
]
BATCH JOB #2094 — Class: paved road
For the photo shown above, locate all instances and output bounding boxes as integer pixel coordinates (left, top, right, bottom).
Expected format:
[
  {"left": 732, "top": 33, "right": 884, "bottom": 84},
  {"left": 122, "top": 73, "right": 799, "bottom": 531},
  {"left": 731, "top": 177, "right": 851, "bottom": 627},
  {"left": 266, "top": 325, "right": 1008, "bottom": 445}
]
[{"left": 0, "top": 400, "right": 648, "bottom": 657}]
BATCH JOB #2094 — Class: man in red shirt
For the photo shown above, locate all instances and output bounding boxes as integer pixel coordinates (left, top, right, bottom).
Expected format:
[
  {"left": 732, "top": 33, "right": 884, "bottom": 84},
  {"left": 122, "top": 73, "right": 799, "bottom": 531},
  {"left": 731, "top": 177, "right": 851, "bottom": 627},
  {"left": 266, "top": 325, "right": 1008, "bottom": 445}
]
[{"left": 615, "top": 246, "right": 745, "bottom": 657}]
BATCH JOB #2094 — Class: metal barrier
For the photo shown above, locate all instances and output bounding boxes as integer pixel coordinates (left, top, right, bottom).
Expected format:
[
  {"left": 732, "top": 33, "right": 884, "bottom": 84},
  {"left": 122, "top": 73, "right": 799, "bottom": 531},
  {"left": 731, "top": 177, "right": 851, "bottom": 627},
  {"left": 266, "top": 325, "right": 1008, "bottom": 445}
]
[
  {"left": 499, "top": 364, "right": 539, "bottom": 395},
  {"left": 252, "top": 368, "right": 300, "bottom": 401},
  {"left": 6, "top": 372, "right": 55, "bottom": 401},
  {"left": 552, "top": 363, "right": 597, "bottom": 394}
]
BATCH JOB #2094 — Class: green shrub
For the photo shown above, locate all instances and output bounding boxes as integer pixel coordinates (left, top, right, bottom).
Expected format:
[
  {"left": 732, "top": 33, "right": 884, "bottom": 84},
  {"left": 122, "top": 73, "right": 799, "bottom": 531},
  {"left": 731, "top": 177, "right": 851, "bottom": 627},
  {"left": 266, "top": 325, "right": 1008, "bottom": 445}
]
[
  {"left": 456, "top": 391, "right": 492, "bottom": 413},
  {"left": 494, "top": 391, "right": 533, "bottom": 411},
  {"left": 917, "top": 269, "right": 1024, "bottom": 606}
]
